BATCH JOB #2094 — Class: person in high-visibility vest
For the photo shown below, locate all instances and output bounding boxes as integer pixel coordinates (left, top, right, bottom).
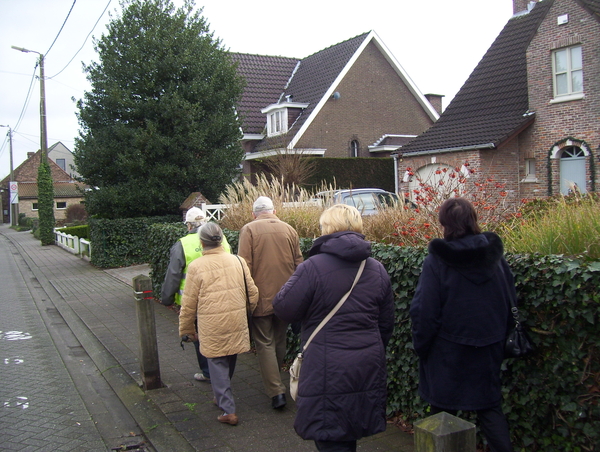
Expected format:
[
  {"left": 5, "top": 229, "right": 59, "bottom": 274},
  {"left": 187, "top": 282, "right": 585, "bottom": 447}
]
[{"left": 161, "top": 206, "right": 231, "bottom": 381}]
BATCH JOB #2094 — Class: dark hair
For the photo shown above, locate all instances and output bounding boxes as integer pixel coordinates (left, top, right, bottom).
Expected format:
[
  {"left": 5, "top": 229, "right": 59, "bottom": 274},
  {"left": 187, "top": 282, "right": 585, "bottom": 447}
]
[{"left": 438, "top": 197, "right": 481, "bottom": 240}]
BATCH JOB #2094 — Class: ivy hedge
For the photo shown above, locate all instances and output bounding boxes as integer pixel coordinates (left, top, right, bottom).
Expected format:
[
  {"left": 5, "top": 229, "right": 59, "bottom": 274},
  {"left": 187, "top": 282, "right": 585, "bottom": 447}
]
[{"left": 104, "top": 221, "right": 599, "bottom": 451}]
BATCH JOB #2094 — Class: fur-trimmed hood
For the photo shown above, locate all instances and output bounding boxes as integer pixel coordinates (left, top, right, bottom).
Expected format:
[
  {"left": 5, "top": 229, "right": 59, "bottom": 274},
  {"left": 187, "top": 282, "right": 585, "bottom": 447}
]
[{"left": 428, "top": 232, "right": 504, "bottom": 285}]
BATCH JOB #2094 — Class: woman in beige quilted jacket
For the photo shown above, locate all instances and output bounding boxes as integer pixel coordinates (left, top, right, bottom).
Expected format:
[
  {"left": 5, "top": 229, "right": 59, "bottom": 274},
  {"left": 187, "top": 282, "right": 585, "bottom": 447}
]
[{"left": 179, "top": 222, "right": 259, "bottom": 426}]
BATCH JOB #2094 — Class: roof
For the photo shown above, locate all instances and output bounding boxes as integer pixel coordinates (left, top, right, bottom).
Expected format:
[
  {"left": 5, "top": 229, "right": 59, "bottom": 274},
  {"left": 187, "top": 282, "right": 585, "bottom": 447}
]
[
  {"left": 179, "top": 192, "right": 212, "bottom": 210},
  {"left": 234, "top": 31, "right": 438, "bottom": 152},
  {"left": 400, "top": 0, "right": 554, "bottom": 155},
  {"left": 17, "top": 182, "right": 87, "bottom": 199},
  {"left": 1, "top": 149, "right": 74, "bottom": 185},
  {"left": 232, "top": 53, "right": 299, "bottom": 135}
]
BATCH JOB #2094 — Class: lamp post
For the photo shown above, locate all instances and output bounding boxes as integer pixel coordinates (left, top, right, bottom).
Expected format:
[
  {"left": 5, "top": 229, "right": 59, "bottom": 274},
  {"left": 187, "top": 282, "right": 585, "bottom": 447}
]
[
  {"left": 0, "top": 125, "right": 17, "bottom": 226},
  {"left": 12, "top": 46, "right": 48, "bottom": 163},
  {"left": 12, "top": 45, "right": 55, "bottom": 244}
]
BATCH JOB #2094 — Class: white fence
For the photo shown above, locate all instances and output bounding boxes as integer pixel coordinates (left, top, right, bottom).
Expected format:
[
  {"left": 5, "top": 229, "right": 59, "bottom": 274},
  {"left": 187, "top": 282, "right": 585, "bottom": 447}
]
[
  {"left": 200, "top": 203, "right": 228, "bottom": 222},
  {"left": 54, "top": 229, "right": 91, "bottom": 261}
]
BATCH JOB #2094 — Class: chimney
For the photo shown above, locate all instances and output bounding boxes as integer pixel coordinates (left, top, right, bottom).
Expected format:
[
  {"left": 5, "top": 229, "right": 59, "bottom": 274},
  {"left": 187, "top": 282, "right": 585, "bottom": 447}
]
[
  {"left": 27, "top": 152, "right": 35, "bottom": 158},
  {"left": 513, "top": 0, "right": 539, "bottom": 15},
  {"left": 425, "top": 94, "right": 444, "bottom": 115}
]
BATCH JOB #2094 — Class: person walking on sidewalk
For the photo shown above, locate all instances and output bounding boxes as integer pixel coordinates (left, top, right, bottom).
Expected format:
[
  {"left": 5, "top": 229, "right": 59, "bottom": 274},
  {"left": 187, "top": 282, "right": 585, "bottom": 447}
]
[
  {"left": 179, "top": 223, "right": 258, "bottom": 426},
  {"left": 238, "top": 196, "right": 303, "bottom": 409},
  {"left": 161, "top": 206, "right": 231, "bottom": 382},
  {"left": 273, "top": 204, "right": 394, "bottom": 452}
]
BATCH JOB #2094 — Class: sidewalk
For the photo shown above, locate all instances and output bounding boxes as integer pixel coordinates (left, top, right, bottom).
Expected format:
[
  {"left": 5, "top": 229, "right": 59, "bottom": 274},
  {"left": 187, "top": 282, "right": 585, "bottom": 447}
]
[{"left": 2, "top": 226, "right": 414, "bottom": 452}]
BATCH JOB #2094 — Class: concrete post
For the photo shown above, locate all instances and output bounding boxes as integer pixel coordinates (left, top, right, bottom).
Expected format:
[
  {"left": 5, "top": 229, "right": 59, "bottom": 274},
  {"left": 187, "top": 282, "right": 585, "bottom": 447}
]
[
  {"left": 414, "top": 411, "right": 476, "bottom": 452},
  {"left": 132, "top": 274, "right": 162, "bottom": 390}
]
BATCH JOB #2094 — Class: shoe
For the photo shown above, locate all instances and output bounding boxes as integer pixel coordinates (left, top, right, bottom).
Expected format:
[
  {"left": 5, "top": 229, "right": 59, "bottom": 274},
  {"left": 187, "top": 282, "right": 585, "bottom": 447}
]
[
  {"left": 271, "top": 393, "right": 286, "bottom": 409},
  {"left": 218, "top": 412, "right": 239, "bottom": 425},
  {"left": 194, "top": 373, "right": 210, "bottom": 382}
]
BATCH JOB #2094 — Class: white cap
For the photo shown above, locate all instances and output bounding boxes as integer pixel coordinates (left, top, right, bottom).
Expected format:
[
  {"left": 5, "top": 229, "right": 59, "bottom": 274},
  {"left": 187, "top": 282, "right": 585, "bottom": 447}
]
[
  {"left": 184, "top": 207, "right": 206, "bottom": 224},
  {"left": 253, "top": 196, "right": 274, "bottom": 213}
]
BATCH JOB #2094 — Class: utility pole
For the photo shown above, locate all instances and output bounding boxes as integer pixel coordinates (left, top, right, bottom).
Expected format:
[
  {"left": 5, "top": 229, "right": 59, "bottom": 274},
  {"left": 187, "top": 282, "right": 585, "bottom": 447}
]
[
  {"left": 0, "top": 125, "right": 17, "bottom": 226},
  {"left": 12, "top": 46, "right": 55, "bottom": 243}
]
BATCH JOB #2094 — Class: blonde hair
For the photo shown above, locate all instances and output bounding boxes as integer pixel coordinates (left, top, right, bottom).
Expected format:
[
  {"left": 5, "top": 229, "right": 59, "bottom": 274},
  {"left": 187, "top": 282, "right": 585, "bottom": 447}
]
[{"left": 319, "top": 204, "right": 363, "bottom": 236}]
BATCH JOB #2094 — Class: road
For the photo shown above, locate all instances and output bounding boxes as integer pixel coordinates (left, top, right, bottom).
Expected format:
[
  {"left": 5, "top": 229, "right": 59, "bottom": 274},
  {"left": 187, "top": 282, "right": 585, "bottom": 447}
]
[{"left": 0, "top": 232, "right": 148, "bottom": 451}]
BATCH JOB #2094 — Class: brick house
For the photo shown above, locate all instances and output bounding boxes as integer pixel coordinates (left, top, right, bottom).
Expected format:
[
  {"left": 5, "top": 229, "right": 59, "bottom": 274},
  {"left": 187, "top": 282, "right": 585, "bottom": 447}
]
[
  {"left": 232, "top": 31, "right": 441, "bottom": 180},
  {"left": 1, "top": 149, "right": 87, "bottom": 223},
  {"left": 397, "top": 0, "right": 600, "bottom": 206}
]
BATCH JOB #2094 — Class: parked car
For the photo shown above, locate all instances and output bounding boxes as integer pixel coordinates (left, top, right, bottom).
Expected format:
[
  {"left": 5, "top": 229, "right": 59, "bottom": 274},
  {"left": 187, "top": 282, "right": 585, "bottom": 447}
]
[{"left": 310, "top": 188, "right": 414, "bottom": 215}]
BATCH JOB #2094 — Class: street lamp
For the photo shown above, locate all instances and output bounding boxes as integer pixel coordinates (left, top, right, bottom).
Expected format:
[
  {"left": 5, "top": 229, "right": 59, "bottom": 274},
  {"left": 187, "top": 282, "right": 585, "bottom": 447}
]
[
  {"left": 0, "top": 125, "right": 17, "bottom": 226},
  {"left": 12, "top": 45, "right": 55, "bottom": 244},
  {"left": 11, "top": 46, "right": 48, "bottom": 164}
]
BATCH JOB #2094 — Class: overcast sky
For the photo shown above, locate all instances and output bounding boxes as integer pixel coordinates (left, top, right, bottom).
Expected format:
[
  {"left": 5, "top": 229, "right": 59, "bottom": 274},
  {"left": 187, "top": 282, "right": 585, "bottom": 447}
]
[{"left": 0, "top": 0, "right": 514, "bottom": 180}]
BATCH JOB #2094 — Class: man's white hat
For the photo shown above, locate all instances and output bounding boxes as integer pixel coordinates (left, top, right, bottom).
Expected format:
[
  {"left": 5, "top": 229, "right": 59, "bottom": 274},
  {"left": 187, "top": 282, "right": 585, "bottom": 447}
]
[
  {"left": 184, "top": 207, "right": 206, "bottom": 224},
  {"left": 253, "top": 196, "right": 274, "bottom": 213}
]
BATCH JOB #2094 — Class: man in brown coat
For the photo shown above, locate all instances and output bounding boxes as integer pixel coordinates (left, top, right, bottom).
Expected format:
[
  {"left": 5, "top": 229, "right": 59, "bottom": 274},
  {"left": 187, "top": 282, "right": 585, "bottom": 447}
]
[{"left": 238, "top": 196, "right": 303, "bottom": 409}]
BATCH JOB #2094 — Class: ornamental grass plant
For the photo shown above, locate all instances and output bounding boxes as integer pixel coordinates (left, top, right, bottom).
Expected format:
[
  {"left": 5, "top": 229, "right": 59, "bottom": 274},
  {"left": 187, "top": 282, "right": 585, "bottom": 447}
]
[{"left": 502, "top": 194, "right": 600, "bottom": 259}]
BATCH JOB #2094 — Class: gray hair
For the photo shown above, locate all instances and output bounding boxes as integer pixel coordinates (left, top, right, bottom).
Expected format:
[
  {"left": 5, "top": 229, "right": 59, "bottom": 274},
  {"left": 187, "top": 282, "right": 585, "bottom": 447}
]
[
  {"left": 253, "top": 196, "right": 274, "bottom": 214},
  {"left": 199, "top": 222, "right": 223, "bottom": 248}
]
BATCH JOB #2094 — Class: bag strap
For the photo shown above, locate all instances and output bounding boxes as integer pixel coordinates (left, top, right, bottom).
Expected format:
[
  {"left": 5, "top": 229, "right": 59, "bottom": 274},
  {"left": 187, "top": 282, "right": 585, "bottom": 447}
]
[
  {"left": 498, "top": 261, "right": 520, "bottom": 323},
  {"left": 235, "top": 255, "right": 250, "bottom": 303},
  {"left": 302, "top": 259, "right": 366, "bottom": 353}
]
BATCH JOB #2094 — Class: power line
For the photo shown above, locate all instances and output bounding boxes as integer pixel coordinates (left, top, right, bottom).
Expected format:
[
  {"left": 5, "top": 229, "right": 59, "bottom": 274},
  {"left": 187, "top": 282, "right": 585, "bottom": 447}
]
[
  {"left": 49, "top": 0, "right": 112, "bottom": 79},
  {"left": 13, "top": 66, "right": 39, "bottom": 132},
  {"left": 45, "top": 0, "right": 77, "bottom": 57}
]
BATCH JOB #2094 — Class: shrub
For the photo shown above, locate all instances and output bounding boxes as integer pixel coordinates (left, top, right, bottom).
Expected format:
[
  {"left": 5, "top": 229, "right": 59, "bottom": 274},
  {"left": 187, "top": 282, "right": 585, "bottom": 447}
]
[
  {"left": 56, "top": 225, "right": 90, "bottom": 240},
  {"left": 502, "top": 194, "right": 600, "bottom": 259},
  {"left": 65, "top": 203, "right": 88, "bottom": 224}
]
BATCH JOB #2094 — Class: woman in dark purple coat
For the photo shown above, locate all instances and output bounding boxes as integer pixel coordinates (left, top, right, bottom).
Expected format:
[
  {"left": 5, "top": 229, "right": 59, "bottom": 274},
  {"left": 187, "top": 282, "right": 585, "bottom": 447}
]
[
  {"left": 273, "top": 204, "right": 394, "bottom": 452},
  {"left": 410, "top": 198, "right": 515, "bottom": 452}
]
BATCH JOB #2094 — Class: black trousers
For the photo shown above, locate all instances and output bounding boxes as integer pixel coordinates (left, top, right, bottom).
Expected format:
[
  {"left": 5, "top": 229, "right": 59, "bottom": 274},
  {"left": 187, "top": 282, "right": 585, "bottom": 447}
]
[
  {"left": 314, "top": 440, "right": 357, "bottom": 452},
  {"left": 431, "top": 405, "right": 514, "bottom": 452}
]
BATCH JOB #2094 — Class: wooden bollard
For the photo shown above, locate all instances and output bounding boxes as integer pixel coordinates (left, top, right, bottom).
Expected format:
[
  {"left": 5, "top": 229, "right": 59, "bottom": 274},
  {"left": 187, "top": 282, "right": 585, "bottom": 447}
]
[
  {"left": 133, "top": 274, "right": 162, "bottom": 390},
  {"left": 414, "top": 411, "right": 476, "bottom": 452}
]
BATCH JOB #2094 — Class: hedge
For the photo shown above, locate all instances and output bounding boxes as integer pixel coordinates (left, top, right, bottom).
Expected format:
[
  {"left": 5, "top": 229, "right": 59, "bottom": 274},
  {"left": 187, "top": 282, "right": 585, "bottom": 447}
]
[
  {"left": 56, "top": 225, "right": 90, "bottom": 240},
  {"left": 88, "top": 215, "right": 179, "bottom": 268},
  {"left": 124, "top": 224, "right": 600, "bottom": 450}
]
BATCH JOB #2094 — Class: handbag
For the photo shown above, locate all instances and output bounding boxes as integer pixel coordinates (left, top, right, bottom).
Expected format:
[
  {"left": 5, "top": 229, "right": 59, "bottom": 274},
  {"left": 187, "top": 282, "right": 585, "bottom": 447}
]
[
  {"left": 505, "top": 303, "right": 534, "bottom": 358},
  {"left": 289, "top": 259, "right": 366, "bottom": 401}
]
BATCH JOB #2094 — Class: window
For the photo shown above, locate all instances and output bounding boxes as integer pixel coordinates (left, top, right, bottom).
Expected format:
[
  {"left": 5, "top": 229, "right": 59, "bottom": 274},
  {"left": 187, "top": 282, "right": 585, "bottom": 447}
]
[
  {"left": 56, "top": 158, "right": 66, "bottom": 171},
  {"left": 32, "top": 203, "right": 38, "bottom": 211},
  {"left": 350, "top": 140, "right": 359, "bottom": 157},
  {"left": 267, "top": 110, "right": 287, "bottom": 136},
  {"left": 553, "top": 46, "right": 583, "bottom": 98},
  {"left": 523, "top": 158, "right": 537, "bottom": 182},
  {"left": 56, "top": 202, "right": 67, "bottom": 209}
]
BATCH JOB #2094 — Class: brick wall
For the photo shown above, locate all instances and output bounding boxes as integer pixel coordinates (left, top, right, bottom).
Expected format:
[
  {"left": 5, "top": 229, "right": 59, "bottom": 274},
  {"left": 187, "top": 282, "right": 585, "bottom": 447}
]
[
  {"left": 524, "top": 0, "right": 600, "bottom": 195},
  {"left": 296, "top": 41, "right": 434, "bottom": 158}
]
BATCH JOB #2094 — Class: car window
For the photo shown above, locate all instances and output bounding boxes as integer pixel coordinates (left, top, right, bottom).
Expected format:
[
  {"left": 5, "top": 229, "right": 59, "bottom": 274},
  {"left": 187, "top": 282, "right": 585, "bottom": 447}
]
[
  {"left": 376, "top": 192, "right": 399, "bottom": 208},
  {"left": 343, "top": 193, "right": 376, "bottom": 213}
]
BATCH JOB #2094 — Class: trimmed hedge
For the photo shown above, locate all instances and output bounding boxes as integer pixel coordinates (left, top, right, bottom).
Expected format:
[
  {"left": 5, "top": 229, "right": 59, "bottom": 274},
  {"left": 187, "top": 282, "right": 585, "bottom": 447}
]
[
  {"left": 56, "top": 225, "right": 90, "bottom": 240},
  {"left": 88, "top": 216, "right": 179, "bottom": 268}
]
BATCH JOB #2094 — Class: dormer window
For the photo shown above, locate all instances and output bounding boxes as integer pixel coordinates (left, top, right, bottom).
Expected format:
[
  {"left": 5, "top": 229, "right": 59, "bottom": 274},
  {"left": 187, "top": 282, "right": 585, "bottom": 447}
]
[
  {"left": 262, "top": 101, "right": 309, "bottom": 138},
  {"left": 269, "top": 110, "right": 287, "bottom": 136}
]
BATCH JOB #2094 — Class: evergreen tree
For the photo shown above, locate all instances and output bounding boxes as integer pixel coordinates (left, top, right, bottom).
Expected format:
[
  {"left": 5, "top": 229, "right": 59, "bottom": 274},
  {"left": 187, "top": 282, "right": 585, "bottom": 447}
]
[
  {"left": 37, "top": 162, "right": 55, "bottom": 245},
  {"left": 74, "top": 0, "right": 244, "bottom": 218}
]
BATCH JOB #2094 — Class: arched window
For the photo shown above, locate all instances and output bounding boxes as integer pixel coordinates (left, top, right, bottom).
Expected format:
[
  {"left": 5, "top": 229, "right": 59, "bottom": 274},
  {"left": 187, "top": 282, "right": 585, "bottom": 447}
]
[
  {"left": 560, "top": 146, "right": 586, "bottom": 194},
  {"left": 350, "top": 140, "right": 359, "bottom": 158}
]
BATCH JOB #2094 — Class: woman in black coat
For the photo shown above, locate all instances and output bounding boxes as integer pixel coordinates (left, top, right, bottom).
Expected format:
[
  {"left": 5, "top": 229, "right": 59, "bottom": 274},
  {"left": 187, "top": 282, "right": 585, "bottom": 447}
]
[
  {"left": 273, "top": 204, "right": 394, "bottom": 452},
  {"left": 410, "top": 197, "right": 515, "bottom": 452}
]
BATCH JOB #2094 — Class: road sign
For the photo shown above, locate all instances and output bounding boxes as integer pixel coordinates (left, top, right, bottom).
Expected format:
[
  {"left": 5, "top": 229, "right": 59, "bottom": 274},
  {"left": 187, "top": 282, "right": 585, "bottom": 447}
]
[{"left": 9, "top": 181, "right": 18, "bottom": 204}]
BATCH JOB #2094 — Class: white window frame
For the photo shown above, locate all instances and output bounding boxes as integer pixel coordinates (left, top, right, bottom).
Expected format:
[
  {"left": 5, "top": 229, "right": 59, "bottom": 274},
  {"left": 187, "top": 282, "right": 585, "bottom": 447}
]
[
  {"left": 32, "top": 202, "right": 38, "bottom": 211},
  {"left": 551, "top": 45, "right": 583, "bottom": 103},
  {"left": 56, "top": 201, "right": 67, "bottom": 209},
  {"left": 56, "top": 158, "right": 66, "bottom": 171},
  {"left": 267, "top": 109, "right": 288, "bottom": 136}
]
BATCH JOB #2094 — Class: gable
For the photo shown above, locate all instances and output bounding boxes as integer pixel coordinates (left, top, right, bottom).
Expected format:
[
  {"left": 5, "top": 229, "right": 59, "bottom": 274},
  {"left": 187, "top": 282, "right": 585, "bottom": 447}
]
[
  {"left": 400, "top": 0, "right": 553, "bottom": 155},
  {"left": 1, "top": 150, "right": 73, "bottom": 185}
]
